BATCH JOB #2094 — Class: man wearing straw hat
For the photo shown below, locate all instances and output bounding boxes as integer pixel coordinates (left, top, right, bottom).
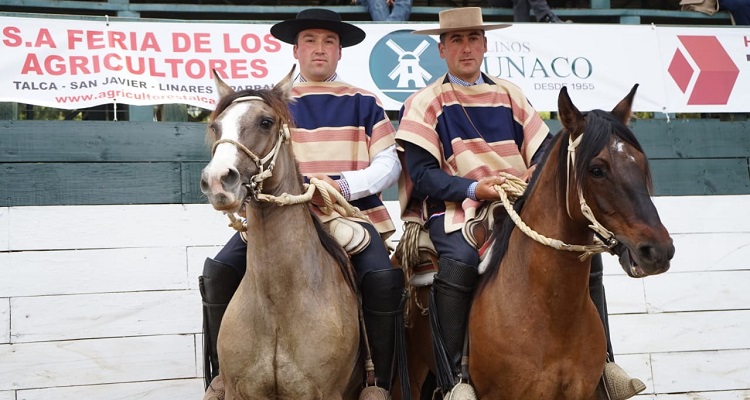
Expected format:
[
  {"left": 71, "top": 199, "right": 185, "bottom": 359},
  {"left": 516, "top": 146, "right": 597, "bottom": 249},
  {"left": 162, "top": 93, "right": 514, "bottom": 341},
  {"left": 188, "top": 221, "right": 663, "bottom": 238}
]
[
  {"left": 396, "top": 7, "right": 646, "bottom": 400},
  {"left": 200, "top": 8, "right": 409, "bottom": 400}
]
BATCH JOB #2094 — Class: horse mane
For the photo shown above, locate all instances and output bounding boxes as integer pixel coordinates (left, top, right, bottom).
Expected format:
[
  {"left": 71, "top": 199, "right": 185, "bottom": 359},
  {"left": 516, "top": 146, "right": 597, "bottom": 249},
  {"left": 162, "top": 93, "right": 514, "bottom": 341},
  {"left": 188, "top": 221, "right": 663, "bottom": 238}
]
[
  {"left": 477, "top": 110, "right": 651, "bottom": 289},
  {"left": 207, "top": 86, "right": 354, "bottom": 293}
]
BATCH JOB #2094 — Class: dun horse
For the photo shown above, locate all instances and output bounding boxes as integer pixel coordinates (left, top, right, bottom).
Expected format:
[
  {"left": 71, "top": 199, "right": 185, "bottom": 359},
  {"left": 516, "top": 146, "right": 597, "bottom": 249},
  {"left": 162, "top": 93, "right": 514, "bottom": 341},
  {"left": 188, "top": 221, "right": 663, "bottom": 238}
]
[
  {"left": 200, "top": 68, "right": 361, "bottom": 399},
  {"left": 398, "top": 85, "right": 674, "bottom": 399}
]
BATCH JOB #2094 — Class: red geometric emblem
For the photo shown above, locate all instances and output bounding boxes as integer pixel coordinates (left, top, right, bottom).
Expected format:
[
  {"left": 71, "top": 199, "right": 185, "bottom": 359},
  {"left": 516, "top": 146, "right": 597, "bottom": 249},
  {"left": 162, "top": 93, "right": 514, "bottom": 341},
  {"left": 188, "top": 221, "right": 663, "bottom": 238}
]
[
  {"left": 667, "top": 36, "right": 739, "bottom": 105},
  {"left": 668, "top": 49, "right": 694, "bottom": 94}
]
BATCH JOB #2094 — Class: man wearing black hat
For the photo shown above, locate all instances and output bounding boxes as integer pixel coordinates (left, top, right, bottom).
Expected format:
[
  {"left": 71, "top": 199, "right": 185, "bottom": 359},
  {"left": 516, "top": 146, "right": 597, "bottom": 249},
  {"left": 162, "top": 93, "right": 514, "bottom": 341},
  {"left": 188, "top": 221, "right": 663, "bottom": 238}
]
[{"left": 200, "top": 9, "right": 408, "bottom": 400}]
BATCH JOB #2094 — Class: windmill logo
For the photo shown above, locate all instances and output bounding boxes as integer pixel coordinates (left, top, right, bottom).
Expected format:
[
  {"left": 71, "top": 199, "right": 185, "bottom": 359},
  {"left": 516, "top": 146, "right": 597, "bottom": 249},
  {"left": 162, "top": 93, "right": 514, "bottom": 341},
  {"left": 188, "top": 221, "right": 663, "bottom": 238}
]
[
  {"left": 369, "top": 30, "right": 446, "bottom": 103},
  {"left": 386, "top": 39, "right": 433, "bottom": 88}
]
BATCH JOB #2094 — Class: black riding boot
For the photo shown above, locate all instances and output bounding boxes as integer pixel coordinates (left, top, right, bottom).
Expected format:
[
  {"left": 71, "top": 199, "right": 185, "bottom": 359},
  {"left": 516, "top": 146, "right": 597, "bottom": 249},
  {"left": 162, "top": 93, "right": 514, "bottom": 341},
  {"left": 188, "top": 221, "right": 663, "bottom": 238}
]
[
  {"left": 360, "top": 268, "right": 410, "bottom": 400},
  {"left": 430, "top": 257, "right": 479, "bottom": 396},
  {"left": 590, "top": 254, "right": 646, "bottom": 400},
  {"left": 199, "top": 257, "right": 242, "bottom": 388}
]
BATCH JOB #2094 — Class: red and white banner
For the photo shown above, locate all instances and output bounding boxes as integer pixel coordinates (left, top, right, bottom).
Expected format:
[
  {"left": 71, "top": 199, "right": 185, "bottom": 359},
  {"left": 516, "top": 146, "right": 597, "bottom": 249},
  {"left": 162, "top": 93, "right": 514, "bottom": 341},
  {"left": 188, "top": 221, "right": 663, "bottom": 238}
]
[{"left": 1, "top": 15, "right": 748, "bottom": 112}]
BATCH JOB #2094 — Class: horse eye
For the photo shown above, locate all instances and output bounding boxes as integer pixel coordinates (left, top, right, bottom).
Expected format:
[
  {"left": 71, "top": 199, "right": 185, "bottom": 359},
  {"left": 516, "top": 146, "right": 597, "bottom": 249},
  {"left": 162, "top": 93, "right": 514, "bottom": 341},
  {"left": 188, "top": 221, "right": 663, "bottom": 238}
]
[
  {"left": 260, "top": 118, "right": 274, "bottom": 129},
  {"left": 589, "top": 166, "right": 605, "bottom": 178},
  {"left": 208, "top": 123, "right": 219, "bottom": 136}
]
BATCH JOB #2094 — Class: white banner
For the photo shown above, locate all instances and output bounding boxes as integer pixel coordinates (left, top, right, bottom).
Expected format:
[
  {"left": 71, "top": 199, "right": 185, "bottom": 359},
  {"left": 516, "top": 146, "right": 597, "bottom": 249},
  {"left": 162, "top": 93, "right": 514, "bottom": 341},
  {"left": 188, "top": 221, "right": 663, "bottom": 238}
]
[{"left": 1, "top": 15, "right": 749, "bottom": 112}]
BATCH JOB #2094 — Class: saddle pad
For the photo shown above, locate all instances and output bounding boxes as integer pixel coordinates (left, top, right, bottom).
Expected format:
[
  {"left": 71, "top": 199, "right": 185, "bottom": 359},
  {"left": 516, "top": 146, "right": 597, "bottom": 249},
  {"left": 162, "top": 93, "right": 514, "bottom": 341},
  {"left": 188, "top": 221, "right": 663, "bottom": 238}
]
[
  {"left": 409, "top": 261, "right": 438, "bottom": 287},
  {"left": 327, "top": 217, "right": 371, "bottom": 255}
]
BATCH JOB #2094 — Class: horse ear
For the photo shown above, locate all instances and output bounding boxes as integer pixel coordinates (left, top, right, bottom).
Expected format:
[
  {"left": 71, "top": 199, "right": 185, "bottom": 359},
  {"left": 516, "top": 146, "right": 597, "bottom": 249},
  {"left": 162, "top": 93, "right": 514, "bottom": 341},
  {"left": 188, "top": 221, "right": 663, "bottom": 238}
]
[
  {"left": 273, "top": 65, "right": 297, "bottom": 102},
  {"left": 213, "top": 69, "right": 234, "bottom": 98},
  {"left": 557, "top": 86, "right": 584, "bottom": 139},
  {"left": 611, "top": 84, "right": 639, "bottom": 125}
]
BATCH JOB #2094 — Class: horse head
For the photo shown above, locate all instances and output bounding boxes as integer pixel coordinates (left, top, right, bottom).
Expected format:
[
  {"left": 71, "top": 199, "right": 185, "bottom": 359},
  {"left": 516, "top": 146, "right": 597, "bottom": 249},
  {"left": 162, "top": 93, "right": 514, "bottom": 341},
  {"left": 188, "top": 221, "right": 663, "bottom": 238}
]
[
  {"left": 557, "top": 85, "right": 674, "bottom": 277},
  {"left": 200, "top": 66, "right": 297, "bottom": 214}
]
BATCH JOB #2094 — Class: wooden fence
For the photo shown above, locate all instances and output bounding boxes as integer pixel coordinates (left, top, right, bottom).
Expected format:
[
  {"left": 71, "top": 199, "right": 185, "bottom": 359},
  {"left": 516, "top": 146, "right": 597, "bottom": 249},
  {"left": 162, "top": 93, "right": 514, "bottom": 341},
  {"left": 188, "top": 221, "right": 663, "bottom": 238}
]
[
  {"left": 1, "top": 119, "right": 749, "bottom": 208},
  {"left": 1, "top": 195, "right": 750, "bottom": 399}
]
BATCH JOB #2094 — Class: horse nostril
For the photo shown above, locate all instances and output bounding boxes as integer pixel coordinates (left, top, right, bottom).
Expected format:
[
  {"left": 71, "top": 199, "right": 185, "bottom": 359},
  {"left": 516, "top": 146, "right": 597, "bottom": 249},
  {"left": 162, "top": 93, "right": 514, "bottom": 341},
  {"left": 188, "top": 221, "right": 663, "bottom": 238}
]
[
  {"left": 638, "top": 244, "right": 658, "bottom": 264},
  {"left": 221, "top": 167, "right": 240, "bottom": 191},
  {"left": 199, "top": 171, "right": 210, "bottom": 194},
  {"left": 638, "top": 242, "right": 674, "bottom": 265}
]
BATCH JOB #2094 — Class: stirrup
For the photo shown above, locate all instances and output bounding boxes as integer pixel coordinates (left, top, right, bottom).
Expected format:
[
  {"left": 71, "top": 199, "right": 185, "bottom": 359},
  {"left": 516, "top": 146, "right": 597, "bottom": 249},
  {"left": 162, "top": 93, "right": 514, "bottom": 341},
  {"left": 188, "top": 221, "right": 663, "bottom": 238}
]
[
  {"left": 599, "top": 362, "right": 646, "bottom": 400},
  {"left": 358, "top": 385, "right": 391, "bottom": 400},
  {"left": 203, "top": 375, "right": 225, "bottom": 400},
  {"left": 445, "top": 381, "right": 477, "bottom": 400}
]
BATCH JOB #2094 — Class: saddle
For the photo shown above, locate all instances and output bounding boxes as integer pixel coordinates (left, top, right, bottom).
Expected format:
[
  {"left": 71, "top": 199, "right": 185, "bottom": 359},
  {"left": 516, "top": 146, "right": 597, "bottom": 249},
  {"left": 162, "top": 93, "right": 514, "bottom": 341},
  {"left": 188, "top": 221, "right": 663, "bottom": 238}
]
[
  {"left": 461, "top": 201, "right": 507, "bottom": 260},
  {"left": 399, "top": 223, "right": 438, "bottom": 287},
  {"left": 398, "top": 201, "right": 507, "bottom": 287},
  {"left": 326, "top": 217, "right": 371, "bottom": 255}
]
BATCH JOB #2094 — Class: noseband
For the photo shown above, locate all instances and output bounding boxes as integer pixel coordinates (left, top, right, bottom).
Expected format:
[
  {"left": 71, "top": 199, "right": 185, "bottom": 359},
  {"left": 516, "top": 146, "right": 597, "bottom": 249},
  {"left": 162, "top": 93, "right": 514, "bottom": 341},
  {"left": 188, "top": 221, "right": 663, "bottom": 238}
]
[{"left": 211, "top": 95, "right": 291, "bottom": 200}]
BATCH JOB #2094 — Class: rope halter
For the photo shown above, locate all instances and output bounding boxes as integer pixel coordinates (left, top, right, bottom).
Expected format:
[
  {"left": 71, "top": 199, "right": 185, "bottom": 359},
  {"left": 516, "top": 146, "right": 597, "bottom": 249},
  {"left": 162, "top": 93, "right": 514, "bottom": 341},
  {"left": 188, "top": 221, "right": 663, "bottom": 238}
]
[
  {"left": 210, "top": 95, "right": 291, "bottom": 200},
  {"left": 490, "top": 130, "right": 620, "bottom": 261},
  {"left": 210, "top": 96, "right": 366, "bottom": 233},
  {"left": 565, "top": 132, "right": 619, "bottom": 258}
]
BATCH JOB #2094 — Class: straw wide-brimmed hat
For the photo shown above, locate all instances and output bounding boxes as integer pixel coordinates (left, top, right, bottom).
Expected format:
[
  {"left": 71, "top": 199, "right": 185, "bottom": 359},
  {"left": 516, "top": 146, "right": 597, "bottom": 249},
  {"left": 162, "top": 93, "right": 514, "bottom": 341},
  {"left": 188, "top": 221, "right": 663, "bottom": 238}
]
[
  {"left": 412, "top": 7, "right": 511, "bottom": 35},
  {"left": 270, "top": 8, "right": 366, "bottom": 48}
]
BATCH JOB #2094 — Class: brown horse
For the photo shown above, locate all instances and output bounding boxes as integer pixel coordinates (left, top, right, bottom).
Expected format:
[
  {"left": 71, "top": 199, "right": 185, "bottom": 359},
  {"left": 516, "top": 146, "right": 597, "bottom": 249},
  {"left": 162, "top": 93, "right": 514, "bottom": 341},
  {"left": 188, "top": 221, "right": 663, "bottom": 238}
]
[
  {"left": 199, "top": 67, "right": 361, "bottom": 400},
  {"left": 397, "top": 85, "right": 674, "bottom": 399}
]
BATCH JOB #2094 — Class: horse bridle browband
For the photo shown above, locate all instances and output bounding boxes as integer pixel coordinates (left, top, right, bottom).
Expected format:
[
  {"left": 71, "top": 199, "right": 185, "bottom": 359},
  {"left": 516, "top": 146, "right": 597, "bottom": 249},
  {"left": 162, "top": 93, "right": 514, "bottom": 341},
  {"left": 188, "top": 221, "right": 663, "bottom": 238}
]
[{"left": 211, "top": 95, "right": 291, "bottom": 200}]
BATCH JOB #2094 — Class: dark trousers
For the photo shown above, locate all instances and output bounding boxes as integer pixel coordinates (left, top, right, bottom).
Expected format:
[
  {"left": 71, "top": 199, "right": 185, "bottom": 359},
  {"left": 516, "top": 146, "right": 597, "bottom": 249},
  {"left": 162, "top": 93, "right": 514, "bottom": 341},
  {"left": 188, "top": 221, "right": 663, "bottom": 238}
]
[
  {"left": 721, "top": 0, "right": 750, "bottom": 24},
  {"left": 426, "top": 215, "right": 479, "bottom": 268},
  {"left": 215, "top": 220, "right": 391, "bottom": 284}
]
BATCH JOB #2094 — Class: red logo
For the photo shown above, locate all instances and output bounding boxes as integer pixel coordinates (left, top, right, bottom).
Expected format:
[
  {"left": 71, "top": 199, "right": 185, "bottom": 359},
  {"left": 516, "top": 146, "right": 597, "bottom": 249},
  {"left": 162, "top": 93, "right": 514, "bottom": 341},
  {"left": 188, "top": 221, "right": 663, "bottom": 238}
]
[{"left": 668, "top": 36, "right": 739, "bottom": 105}]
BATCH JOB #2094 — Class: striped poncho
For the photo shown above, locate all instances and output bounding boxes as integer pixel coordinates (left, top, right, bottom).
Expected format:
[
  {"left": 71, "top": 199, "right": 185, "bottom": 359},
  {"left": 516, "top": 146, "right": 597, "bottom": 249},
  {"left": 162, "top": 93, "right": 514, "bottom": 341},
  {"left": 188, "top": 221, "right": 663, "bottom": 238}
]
[
  {"left": 396, "top": 73, "right": 549, "bottom": 233},
  {"left": 290, "top": 81, "right": 396, "bottom": 238}
]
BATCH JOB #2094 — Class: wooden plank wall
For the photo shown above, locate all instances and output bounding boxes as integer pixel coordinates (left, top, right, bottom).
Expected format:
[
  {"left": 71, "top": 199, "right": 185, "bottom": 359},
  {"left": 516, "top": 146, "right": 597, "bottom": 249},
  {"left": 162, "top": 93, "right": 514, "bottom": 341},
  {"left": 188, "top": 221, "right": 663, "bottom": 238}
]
[
  {"left": 543, "top": 118, "right": 750, "bottom": 196},
  {"left": 0, "top": 120, "right": 209, "bottom": 206},
  {"left": 1, "top": 119, "right": 749, "bottom": 207},
  {"left": 1, "top": 196, "right": 749, "bottom": 398}
]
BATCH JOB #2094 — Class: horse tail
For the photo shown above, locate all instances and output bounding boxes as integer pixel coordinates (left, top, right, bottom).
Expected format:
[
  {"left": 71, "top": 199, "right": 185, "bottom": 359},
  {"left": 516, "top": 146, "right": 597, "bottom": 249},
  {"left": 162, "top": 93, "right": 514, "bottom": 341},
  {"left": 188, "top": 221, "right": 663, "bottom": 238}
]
[{"left": 310, "top": 211, "right": 359, "bottom": 294}]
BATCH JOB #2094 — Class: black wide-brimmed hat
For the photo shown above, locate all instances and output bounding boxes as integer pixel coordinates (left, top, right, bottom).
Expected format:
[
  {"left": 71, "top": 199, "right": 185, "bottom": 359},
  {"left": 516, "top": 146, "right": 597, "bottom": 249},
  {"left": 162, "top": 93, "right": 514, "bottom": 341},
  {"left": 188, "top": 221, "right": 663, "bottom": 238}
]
[{"left": 270, "top": 9, "right": 366, "bottom": 48}]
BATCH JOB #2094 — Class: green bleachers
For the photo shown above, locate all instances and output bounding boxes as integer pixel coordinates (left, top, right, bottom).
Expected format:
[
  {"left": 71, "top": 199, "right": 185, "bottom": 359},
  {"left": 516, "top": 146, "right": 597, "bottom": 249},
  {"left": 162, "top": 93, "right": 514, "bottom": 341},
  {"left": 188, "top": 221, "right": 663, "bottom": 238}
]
[{"left": 0, "top": 0, "right": 734, "bottom": 25}]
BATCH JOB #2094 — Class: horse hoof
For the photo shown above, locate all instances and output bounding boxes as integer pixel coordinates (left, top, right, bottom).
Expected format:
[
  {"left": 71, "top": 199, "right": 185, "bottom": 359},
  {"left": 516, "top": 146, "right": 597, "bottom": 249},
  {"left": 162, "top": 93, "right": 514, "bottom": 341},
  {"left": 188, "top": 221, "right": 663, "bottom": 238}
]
[
  {"left": 445, "top": 382, "right": 477, "bottom": 400},
  {"left": 203, "top": 376, "right": 225, "bottom": 400},
  {"left": 358, "top": 386, "right": 391, "bottom": 400}
]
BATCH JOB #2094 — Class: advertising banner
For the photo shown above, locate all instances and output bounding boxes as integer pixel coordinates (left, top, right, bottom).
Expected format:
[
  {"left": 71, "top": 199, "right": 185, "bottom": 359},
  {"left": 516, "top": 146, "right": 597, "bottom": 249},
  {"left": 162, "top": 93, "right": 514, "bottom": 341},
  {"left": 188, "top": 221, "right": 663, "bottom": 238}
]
[
  {"left": 1, "top": 15, "right": 748, "bottom": 112},
  {"left": 656, "top": 27, "right": 750, "bottom": 113}
]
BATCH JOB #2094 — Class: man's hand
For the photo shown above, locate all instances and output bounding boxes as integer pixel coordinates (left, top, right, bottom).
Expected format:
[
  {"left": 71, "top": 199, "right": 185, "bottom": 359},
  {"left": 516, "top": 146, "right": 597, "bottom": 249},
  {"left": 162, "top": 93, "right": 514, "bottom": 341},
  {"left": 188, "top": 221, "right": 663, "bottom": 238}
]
[
  {"left": 310, "top": 174, "right": 340, "bottom": 207},
  {"left": 522, "top": 165, "right": 537, "bottom": 182},
  {"left": 475, "top": 175, "right": 506, "bottom": 201}
]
